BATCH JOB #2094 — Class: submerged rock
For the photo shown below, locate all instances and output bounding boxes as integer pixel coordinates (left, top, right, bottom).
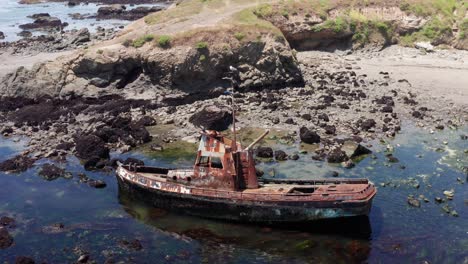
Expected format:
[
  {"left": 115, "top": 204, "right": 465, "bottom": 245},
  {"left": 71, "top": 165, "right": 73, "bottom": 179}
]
[
  {"left": 88, "top": 179, "right": 107, "bottom": 189},
  {"left": 15, "top": 256, "right": 35, "bottom": 264},
  {"left": 0, "top": 155, "right": 36, "bottom": 173},
  {"left": 407, "top": 196, "right": 421, "bottom": 207},
  {"left": 0, "top": 217, "right": 15, "bottom": 228},
  {"left": 0, "top": 227, "right": 13, "bottom": 249},
  {"left": 38, "top": 163, "right": 67, "bottom": 181},
  {"left": 274, "top": 150, "right": 288, "bottom": 161},
  {"left": 120, "top": 239, "right": 143, "bottom": 251}
]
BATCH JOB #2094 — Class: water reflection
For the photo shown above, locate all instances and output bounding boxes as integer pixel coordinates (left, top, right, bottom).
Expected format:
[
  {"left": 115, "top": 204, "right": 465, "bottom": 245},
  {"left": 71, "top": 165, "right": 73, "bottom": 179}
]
[{"left": 118, "top": 186, "right": 374, "bottom": 263}]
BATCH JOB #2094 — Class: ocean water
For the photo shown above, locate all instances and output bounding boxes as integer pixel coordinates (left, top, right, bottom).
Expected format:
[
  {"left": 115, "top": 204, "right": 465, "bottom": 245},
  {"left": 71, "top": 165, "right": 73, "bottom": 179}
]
[
  {"left": 0, "top": 124, "right": 467, "bottom": 263},
  {"left": 0, "top": 0, "right": 167, "bottom": 42}
]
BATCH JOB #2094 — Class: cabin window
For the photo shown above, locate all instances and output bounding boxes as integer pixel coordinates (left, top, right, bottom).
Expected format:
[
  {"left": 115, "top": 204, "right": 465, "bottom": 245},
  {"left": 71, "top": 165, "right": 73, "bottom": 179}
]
[
  {"left": 197, "top": 156, "right": 210, "bottom": 167},
  {"left": 211, "top": 157, "right": 223, "bottom": 169},
  {"left": 196, "top": 155, "right": 223, "bottom": 169}
]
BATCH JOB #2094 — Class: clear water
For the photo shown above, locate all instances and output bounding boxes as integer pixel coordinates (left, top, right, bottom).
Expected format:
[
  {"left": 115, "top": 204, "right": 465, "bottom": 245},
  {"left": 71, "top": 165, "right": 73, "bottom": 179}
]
[
  {"left": 0, "top": 124, "right": 467, "bottom": 263},
  {"left": 0, "top": 0, "right": 167, "bottom": 42}
]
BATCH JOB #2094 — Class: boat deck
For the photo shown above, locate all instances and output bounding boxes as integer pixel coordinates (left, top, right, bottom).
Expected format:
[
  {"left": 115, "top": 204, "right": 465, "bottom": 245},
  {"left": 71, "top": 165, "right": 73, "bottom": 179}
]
[{"left": 134, "top": 171, "right": 366, "bottom": 195}]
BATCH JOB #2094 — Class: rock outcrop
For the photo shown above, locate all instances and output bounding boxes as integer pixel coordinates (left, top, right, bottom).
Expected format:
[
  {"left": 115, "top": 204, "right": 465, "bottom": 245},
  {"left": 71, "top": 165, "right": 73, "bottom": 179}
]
[{"left": 0, "top": 32, "right": 302, "bottom": 98}]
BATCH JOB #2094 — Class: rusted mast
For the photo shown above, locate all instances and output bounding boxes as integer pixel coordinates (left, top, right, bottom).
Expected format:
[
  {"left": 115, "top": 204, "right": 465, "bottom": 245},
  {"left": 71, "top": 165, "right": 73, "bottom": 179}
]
[{"left": 229, "top": 66, "right": 238, "bottom": 152}]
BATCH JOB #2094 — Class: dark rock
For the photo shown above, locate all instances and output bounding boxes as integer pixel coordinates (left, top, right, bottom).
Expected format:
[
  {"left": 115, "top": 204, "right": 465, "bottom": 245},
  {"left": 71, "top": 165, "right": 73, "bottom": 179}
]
[
  {"left": 435, "top": 124, "right": 444, "bottom": 130},
  {"left": 327, "top": 149, "right": 348, "bottom": 163},
  {"left": 274, "top": 150, "right": 288, "bottom": 161},
  {"left": 381, "top": 106, "right": 393, "bottom": 113},
  {"left": 20, "top": 14, "right": 67, "bottom": 30},
  {"left": 130, "top": 123, "right": 152, "bottom": 143},
  {"left": 324, "top": 125, "right": 336, "bottom": 135},
  {"left": 256, "top": 147, "right": 273, "bottom": 158},
  {"left": 136, "top": 116, "right": 156, "bottom": 127},
  {"left": 0, "top": 155, "right": 36, "bottom": 173},
  {"left": 311, "top": 153, "right": 326, "bottom": 161},
  {"left": 189, "top": 105, "right": 233, "bottom": 131},
  {"left": 0, "top": 227, "right": 13, "bottom": 249},
  {"left": 301, "top": 114, "right": 312, "bottom": 121},
  {"left": 412, "top": 110, "right": 423, "bottom": 119},
  {"left": 0, "top": 217, "right": 15, "bottom": 228},
  {"left": 374, "top": 96, "right": 394, "bottom": 106},
  {"left": 0, "top": 31, "right": 4, "bottom": 40},
  {"left": 1, "top": 127, "right": 13, "bottom": 135},
  {"left": 284, "top": 118, "right": 295, "bottom": 124},
  {"left": 88, "top": 179, "right": 107, "bottom": 189},
  {"left": 123, "top": 158, "right": 144, "bottom": 166},
  {"left": 317, "top": 113, "right": 329, "bottom": 122},
  {"left": 289, "top": 154, "right": 299, "bottom": 160},
  {"left": 38, "top": 163, "right": 66, "bottom": 181},
  {"left": 17, "top": 31, "right": 32, "bottom": 38},
  {"left": 56, "top": 142, "right": 74, "bottom": 151},
  {"left": 97, "top": 5, "right": 163, "bottom": 21},
  {"left": 75, "top": 134, "right": 110, "bottom": 160},
  {"left": 120, "top": 239, "right": 143, "bottom": 251},
  {"left": 83, "top": 156, "right": 104, "bottom": 171},
  {"left": 299, "top": 127, "right": 320, "bottom": 144},
  {"left": 461, "top": 135, "right": 467, "bottom": 140},
  {"left": 15, "top": 256, "right": 35, "bottom": 264},
  {"left": 359, "top": 119, "right": 376, "bottom": 131},
  {"left": 386, "top": 154, "right": 399, "bottom": 163}
]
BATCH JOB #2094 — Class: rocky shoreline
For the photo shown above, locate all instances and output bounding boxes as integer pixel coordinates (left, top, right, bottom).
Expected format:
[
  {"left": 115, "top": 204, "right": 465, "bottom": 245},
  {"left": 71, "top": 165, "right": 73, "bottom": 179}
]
[{"left": 0, "top": 45, "right": 466, "bottom": 173}]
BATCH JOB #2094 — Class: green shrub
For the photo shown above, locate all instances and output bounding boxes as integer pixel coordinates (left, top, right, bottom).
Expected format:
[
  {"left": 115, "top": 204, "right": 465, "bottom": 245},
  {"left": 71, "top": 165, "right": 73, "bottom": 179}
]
[
  {"left": 459, "top": 19, "right": 468, "bottom": 39},
  {"left": 158, "top": 35, "right": 171, "bottom": 48},
  {"left": 199, "top": 54, "right": 206, "bottom": 62},
  {"left": 281, "top": 9, "right": 289, "bottom": 19},
  {"left": 195, "top": 41, "right": 208, "bottom": 49},
  {"left": 132, "top": 34, "right": 155, "bottom": 48},
  {"left": 253, "top": 4, "right": 273, "bottom": 18},
  {"left": 234, "top": 32, "right": 246, "bottom": 41}
]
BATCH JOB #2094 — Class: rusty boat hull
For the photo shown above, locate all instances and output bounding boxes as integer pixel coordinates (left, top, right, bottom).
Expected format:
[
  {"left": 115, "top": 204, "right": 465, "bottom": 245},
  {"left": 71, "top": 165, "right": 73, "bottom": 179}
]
[{"left": 116, "top": 165, "right": 376, "bottom": 223}]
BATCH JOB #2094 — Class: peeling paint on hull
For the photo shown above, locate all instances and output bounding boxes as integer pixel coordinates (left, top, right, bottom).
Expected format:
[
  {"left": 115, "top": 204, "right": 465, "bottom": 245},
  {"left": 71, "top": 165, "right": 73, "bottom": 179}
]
[{"left": 117, "top": 176, "right": 373, "bottom": 223}]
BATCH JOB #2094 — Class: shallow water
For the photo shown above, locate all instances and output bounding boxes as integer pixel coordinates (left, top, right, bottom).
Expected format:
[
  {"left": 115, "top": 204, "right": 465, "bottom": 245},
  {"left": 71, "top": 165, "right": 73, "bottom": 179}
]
[
  {"left": 0, "top": 124, "right": 467, "bottom": 263},
  {"left": 0, "top": 0, "right": 167, "bottom": 42}
]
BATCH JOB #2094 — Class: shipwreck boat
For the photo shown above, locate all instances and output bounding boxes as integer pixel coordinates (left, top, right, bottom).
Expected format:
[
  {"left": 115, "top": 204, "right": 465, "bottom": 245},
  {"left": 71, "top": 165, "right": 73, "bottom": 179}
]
[{"left": 116, "top": 129, "right": 377, "bottom": 223}]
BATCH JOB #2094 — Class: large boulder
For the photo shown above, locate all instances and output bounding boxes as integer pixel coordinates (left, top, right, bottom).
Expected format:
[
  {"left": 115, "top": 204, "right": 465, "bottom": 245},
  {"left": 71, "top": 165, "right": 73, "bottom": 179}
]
[
  {"left": 20, "top": 13, "right": 67, "bottom": 31},
  {"left": 299, "top": 127, "right": 320, "bottom": 144},
  {"left": 189, "top": 105, "right": 233, "bottom": 131},
  {"left": 256, "top": 147, "right": 273, "bottom": 158},
  {"left": 327, "top": 148, "right": 348, "bottom": 163},
  {"left": 68, "top": 28, "right": 90, "bottom": 45},
  {"left": 0, "top": 31, "right": 4, "bottom": 40},
  {"left": 74, "top": 135, "right": 110, "bottom": 160}
]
